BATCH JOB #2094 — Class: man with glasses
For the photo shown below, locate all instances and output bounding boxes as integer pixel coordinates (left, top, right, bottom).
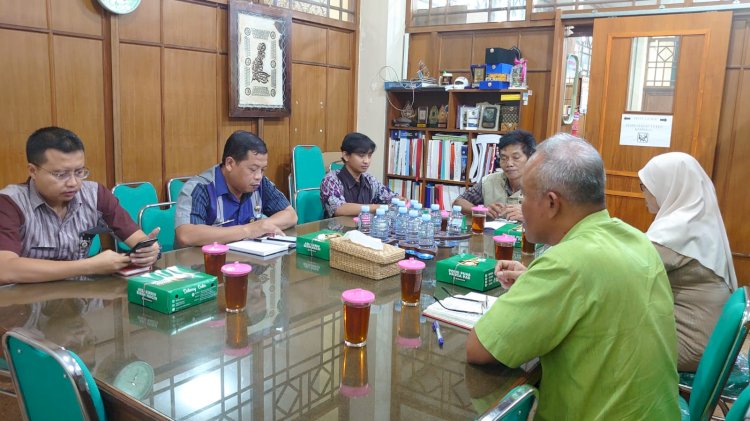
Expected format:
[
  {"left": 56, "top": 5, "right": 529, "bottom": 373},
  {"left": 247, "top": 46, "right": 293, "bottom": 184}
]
[
  {"left": 0, "top": 127, "right": 161, "bottom": 284},
  {"left": 452, "top": 130, "right": 535, "bottom": 222},
  {"left": 466, "top": 134, "right": 679, "bottom": 419}
]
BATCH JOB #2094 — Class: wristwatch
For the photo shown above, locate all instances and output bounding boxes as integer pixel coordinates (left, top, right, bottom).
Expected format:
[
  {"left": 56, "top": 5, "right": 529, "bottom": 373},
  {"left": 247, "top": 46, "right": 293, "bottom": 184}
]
[{"left": 96, "top": 0, "right": 141, "bottom": 15}]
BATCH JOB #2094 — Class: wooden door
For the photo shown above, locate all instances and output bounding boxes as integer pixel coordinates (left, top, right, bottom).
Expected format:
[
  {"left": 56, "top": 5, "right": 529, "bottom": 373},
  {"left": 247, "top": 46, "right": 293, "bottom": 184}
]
[{"left": 585, "top": 12, "right": 732, "bottom": 231}]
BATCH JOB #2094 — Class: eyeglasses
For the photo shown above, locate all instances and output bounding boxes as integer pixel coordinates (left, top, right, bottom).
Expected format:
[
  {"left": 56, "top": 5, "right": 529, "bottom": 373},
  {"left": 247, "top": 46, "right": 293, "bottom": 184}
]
[
  {"left": 431, "top": 286, "right": 488, "bottom": 315},
  {"left": 36, "top": 165, "right": 90, "bottom": 181},
  {"left": 499, "top": 155, "right": 527, "bottom": 165}
]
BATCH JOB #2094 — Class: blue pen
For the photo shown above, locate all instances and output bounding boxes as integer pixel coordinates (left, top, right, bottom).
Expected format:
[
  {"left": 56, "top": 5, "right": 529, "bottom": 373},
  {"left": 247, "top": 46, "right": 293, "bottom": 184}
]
[{"left": 432, "top": 320, "right": 444, "bottom": 348}]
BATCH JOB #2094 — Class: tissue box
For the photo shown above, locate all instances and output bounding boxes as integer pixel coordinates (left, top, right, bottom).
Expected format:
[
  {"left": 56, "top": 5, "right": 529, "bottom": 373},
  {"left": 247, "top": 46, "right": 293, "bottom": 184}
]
[
  {"left": 328, "top": 236, "right": 405, "bottom": 280},
  {"left": 296, "top": 230, "right": 341, "bottom": 260},
  {"left": 436, "top": 253, "right": 499, "bottom": 292},
  {"left": 128, "top": 300, "right": 217, "bottom": 335},
  {"left": 494, "top": 223, "right": 523, "bottom": 248},
  {"left": 127, "top": 266, "right": 218, "bottom": 314}
]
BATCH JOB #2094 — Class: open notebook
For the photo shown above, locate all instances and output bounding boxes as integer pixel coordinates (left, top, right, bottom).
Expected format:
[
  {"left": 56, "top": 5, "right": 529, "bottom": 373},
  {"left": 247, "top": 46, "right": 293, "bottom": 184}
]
[
  {"left": 228, "top": 240, "right": 289, "bottom": 257},
  {"left": 423, "top": 292, "right": 498, "bottom": 330}
]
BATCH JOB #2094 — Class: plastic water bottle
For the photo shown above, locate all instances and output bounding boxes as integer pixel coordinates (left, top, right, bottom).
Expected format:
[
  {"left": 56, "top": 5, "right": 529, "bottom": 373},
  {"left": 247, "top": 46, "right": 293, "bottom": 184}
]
[
  {"left": 379, "top": 204, "right": 391, "bottom": 233},
  {"left": 388, "top": 197, "right": 399, "bottom": 223},
  {"left": 370, "top": 208, "right": 389, "bottom": 240},
  {"left": 393, "top": 206, "right": 408, "bottom": 240},
  {"left": 418, "top": 213, "right": 435, "bottom": 248},
  {"left": 448, "top": 205, "right": 464, "bottom": 235},
  {"left": 413, "top": 203, "right": 423, "bottom": 214},
  {"left": 406, "top": 209, "right": 420, "bottom": 244},
  {"left": 430, "top": 204, "right": 442, "bottom": 231},
  {"left": 410, "top": 199, "right": 419, "bottom": 209},
  {"left": 357, "top": 205, "right": 371, "bottom": 232}
]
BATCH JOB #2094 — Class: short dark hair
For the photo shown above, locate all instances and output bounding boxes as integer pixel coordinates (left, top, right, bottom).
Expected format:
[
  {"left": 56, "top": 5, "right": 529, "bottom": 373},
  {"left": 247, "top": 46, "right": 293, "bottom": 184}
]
[
  {"left": 221, "top": 130, "right": 268, "bottom": 165},
  {"left": 26, "top": 127, "right": 85, "bottom": 165},
  {"left": 498, "top": 130, "right": 536, "bottom": 158},
  {"left": 340, "top": 132, "right": 376, "bottom": 154}
]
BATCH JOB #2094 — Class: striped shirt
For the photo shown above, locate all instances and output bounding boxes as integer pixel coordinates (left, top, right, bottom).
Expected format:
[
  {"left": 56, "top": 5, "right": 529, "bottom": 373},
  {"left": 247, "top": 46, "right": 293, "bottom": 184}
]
[
  {"left": 0, "top": 180, "right": 138, "bottom": 260},
  {"left": 175, "top": 165, "right": 290, "bottom": 228}
]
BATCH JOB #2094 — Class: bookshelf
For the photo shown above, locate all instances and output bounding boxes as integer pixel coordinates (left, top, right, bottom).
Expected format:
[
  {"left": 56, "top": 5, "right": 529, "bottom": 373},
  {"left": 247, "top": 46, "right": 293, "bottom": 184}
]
[{"left": 383, "top": 87, "right": 526, "bottom": 208}]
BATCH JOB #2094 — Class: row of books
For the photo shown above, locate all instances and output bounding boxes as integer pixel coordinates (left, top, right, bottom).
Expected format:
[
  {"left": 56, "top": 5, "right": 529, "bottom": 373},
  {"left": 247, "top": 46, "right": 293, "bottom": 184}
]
[
  {"left": 424, "top": 183, "right": 465, "bottom": 210},
  {"left": 468, "top": 134, "right": 501, "bottom": 183},
  {"left": 387, "top": 130, "right": 423, "bottom": 178},
  {"left": 425, "top": 134, "right": 468, "bottom": 181},
  {"left": 388, "top": 179, "right": 422, "bottom": 201}
]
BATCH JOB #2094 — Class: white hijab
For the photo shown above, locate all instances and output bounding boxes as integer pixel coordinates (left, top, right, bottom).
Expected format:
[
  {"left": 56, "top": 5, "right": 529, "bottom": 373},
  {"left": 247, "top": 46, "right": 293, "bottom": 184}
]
[{"left": 638, "top": 152, "right": 737, "bottom": 290}]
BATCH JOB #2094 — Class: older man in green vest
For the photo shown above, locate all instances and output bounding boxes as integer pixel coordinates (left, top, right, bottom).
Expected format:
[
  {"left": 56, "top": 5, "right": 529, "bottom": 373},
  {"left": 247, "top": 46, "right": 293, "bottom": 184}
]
[{"left": 453, "top": 130, "right": 535, "bottom": 222}]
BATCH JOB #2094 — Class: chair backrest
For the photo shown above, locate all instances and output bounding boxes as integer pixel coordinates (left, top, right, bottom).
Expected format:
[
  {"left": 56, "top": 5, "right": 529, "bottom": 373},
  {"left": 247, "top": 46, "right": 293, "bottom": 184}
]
[
  {"left": 167, "top": 177, "right": 191, "bottom": 202},
  {"left": 112, "top": 182, "right": 159, "bottom": 223},
  {"left": 329, "top": 160, "right": 344, "bottom": 172},
  {"left": 291, "top": 145, "right": 325, "bottom": 194},
  {"left": 138, "top": 202, "right": 177, "bottom": 252},
  {"left": 294, "top": 188, "right": 324, "bottom": 224},
  {"left": 690, "top": 286, "right": 750, "bottom": 421},
  {"left": 87, "top": 235, "right": 101, "bottom": 257},
  {"left": 477, "top": 384, "right": 538, "bottom": 421},
  {"left": 2, "top": 328, "right": 106, "bottom": 421}
]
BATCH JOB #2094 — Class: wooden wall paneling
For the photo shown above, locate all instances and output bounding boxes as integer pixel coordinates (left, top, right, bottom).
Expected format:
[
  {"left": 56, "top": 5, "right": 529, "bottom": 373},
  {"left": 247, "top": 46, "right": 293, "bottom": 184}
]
[
  {"left": 216, "top": 54, "right": 257, "bottom": 175},
  {"left": 671, "top": 35, "right": 703, "bottom": 154},
  {"left": 218, "top": 6, "right": 228, "bottom": 54},
  {"left": 290, "top": 63, "right": 326, "bottom": 148},
  {"left": 262, "top": 118, "right": 291, "bottom": 194},
  {"left": 118, "top": 0, "right": 161, "bottom": 43},
  {"left": 0, "top": 0, "right": 47, "bottom": 28},
  {"left": 53, "top": 36, "right": 108, "bottom": 185},
  {"left": 438, "top": 33, "right": 473, "bottom": 73},
  {"left": 326, "top": 67, "right": 352, "bottom": 150},
  {"left": 518, "top": 29, "right": 553, "bottom": 71},
  {"left": 406, "top": 32, "right": 431, "bottom": 79},
  {"left": 118, "top": 44, "right": 163, "bottom": 193},
  {"left": 292, "top": 22, "right": 327, "bottom": 64},
  {"left": 0, "top": 29, "right": 52, "bottom": 186},
  {"left": 327, "top": 28, "right": 352, "bottom": 68},
  {"left": 524, "top": 71, "right": 550, "bottom": 142},
  {"left": 472, "top": 31, "right": 520, "bottom": 64},
  {"left": 163, "top": 48, "right": 218, "bottom": 181},
  {"left": 50, "top": 0, "right": 102, "bottom": 37},
  {"left": 545, "top": 11, "right": 565, "bottom": 138},
  {"left": 163, "top": 0, "right": 217, "bottom": 50}
]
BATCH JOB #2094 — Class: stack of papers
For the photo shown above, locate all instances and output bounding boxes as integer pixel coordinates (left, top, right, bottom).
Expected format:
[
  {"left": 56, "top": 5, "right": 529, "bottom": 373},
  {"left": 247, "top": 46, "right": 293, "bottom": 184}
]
[
  {"left": 423, "top": 292, "right": 498, "bottom": 330},
  {"left": 228, "top": 240, "right": 289, "bottom": 257}
]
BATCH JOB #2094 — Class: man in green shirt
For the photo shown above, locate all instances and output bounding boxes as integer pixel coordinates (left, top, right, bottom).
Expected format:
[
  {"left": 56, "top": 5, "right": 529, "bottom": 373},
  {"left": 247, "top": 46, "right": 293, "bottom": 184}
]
[{"left": 466, "top": 134, "right": 679, "bottom": 420}]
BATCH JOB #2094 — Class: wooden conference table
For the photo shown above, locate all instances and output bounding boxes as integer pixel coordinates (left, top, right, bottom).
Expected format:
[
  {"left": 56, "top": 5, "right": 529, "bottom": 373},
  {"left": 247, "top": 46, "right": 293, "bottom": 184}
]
[{"left": 0, "top": 217, "right": 539, "bottom": 421}]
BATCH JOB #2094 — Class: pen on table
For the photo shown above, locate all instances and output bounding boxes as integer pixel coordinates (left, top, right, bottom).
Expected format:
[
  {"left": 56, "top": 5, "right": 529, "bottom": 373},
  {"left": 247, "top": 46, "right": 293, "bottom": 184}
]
[
  {"left": 432, "top": 320, "right": 444, "bottom": 348},
  {"left": 212, "top": 219, "right": 235, "bottom": 227}
]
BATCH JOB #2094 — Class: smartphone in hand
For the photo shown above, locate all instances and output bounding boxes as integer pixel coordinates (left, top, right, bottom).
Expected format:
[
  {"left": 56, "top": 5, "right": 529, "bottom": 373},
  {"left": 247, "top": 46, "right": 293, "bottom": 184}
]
[{"left": 127, "top": 238, "right": 158, "bottom": 255}]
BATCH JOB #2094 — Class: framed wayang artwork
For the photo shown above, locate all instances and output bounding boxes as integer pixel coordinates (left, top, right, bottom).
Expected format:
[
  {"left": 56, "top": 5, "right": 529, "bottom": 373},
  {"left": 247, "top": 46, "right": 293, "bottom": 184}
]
[{"left": 229, "top": 1, "right": 291, "bottom": 117}]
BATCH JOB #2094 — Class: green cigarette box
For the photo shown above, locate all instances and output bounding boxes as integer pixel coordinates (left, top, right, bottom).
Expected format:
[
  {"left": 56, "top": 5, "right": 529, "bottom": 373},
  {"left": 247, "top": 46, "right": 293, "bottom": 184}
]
[
  {"left": 296, "top": 254, "right": 331, "bottom": 275},
  {"left": 296, "top": 230, "right": 341, "bottom": 261},
  {"left": 128, "top": 300, "right": 217, "bottom": 335},
  {"left": 127, "top": 266, "right": 218, "bottom": 314},
  {"left": 436, "top": 253, "right": 499, "bottom": 292},
  {"left": 494, "top": 223, "right": 523, "bottom": 248}
]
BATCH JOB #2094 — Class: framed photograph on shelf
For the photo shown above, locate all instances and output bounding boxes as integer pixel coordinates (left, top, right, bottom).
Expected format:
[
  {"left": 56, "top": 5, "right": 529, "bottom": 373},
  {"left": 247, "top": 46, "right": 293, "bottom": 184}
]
[
  {"left": 470, "top": 64, "right": 486, "bottom": 87},
  {"left": 479, "top": 104, "right": 500, "bottom": 131},
  {"left": 229, "top": 1, "right": 291, "bottom": 117}
]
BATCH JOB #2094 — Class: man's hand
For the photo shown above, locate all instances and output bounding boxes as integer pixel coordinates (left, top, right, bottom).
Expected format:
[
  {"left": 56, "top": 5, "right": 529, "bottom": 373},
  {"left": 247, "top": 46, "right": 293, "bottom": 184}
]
[
  {"left": 130, "top": 228, "right": 161, "bottom": 267},
  {"left": 495, "top": 260, "right": 527, "bottom": 290},
  {"left": 86, "top": 250, "right": 131, "bottom": 275},
  {"left": 504, "top": 204, "right": 524, "bottom": 222},
  {"left": 486, "top": 203, "right": 506, "bottom": 220},
  {"left": 247, "top": 219, "right": 284, "bottom": 238}
]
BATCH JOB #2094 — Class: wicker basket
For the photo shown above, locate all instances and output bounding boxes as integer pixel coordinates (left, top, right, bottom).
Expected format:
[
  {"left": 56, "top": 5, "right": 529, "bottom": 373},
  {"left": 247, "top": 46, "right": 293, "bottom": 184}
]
[{"left": 328, "top": 236, "right": 405, "bottom": 280}]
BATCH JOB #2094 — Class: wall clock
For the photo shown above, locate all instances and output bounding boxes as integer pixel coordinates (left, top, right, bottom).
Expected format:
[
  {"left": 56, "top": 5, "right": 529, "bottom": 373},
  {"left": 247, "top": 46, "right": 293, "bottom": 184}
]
[{"left": 97, "top": 0, "right": 141, "bottom": 15}]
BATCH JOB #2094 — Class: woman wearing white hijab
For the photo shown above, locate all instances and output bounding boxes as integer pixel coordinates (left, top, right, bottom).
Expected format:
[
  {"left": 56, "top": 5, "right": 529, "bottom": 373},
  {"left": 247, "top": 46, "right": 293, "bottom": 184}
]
[{"left": 639, "top": 152, "right": 737, "bottom": 372}]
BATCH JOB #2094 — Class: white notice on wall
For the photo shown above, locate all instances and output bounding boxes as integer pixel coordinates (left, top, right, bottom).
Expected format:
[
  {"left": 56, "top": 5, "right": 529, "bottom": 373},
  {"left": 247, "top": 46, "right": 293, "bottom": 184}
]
[{"left": 619, "top": 114, "right": 673, "bottom": 148}]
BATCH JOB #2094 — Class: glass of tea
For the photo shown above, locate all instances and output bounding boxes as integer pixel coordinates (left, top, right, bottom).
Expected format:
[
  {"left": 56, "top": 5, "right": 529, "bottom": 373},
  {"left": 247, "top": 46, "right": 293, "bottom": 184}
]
[
  {"left": 440, "top": 210, "right": 450, "bottom": 232},
  {"left": 221, "top": 262, "right": 252, "bottom": 313},
  {"left": 202, "top": 242, "right": 229, "bottom": 283},
  {"left": 341, "top": 288, "right": 375, "bottom": 347},
  {"left": 493, "top": 234, "right": 516, "bottom": 261},
  {"left": 521, "top": 229, "right": 536, "bottom": 255},
  {"left": 396, "top": 305, "right": 422, "bottom": 349},
  {"left": 340, "top": 346, "right": 370, "bottom": 398},
  {"left": 224, "top": 311, "right": 251, "bottom": 357},
  {"left": 398, "top": 258, "right": 425, "bottom": 307},
  {"left": 471, "top": 205, "right": 488, "bottom": 234}
]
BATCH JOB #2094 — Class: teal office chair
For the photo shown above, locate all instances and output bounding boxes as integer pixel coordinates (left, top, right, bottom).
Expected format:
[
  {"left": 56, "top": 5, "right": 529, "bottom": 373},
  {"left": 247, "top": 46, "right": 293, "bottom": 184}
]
[
  {"left": 679, "top": 286, "right": 750, "bottom": 421},
  {"left": 477, "top": 384, "right": 538, "bottom": 421},
  {"left": 2, "top": 328, "right": 107, "bottom": 421},
  {"left": 167, "top": 176, "right": 191, "bottom": 202},
  {"left": 725, "top": 384, "right": 750, "bottom": 421},
  {"left": 295, "top": 189, "right": 324, "bottom": 224},
  {"left": 112, "top": 182, "right": 158, "bottom": 251},
  {"left": 138, "top": 202, "right": 177, "bottom": 252},
  {"left": 290, "top": 145, "right": 325, "bottom": 210},
  {"left": 329, "top": 160, "right": 344, "bottom": 172},
  {"left": 87, "top": 235, "right": 101, "bottom": 257}
]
